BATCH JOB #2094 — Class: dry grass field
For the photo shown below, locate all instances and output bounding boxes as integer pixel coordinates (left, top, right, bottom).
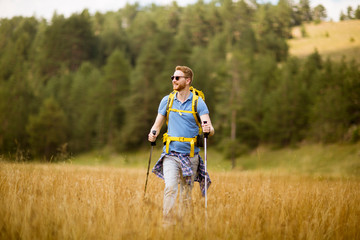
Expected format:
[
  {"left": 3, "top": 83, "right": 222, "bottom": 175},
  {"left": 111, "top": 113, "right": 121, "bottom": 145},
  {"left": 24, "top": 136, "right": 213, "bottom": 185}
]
[
  {"left": 1, "top": 161, "right": 359, "bottom": 240},
  {"left": 288, "top": 20, "right": 360, "bottom": 62}
]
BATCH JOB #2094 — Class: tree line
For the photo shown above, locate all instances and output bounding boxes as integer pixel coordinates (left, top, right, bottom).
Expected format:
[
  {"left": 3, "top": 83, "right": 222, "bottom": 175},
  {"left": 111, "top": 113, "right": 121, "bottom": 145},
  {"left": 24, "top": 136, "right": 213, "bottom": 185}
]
[
  {"left": 340, "top": 5, "right": 360, "bottom": 21},
  {"left": 0, "top": 0, "right": 359, "bottom": 162}
]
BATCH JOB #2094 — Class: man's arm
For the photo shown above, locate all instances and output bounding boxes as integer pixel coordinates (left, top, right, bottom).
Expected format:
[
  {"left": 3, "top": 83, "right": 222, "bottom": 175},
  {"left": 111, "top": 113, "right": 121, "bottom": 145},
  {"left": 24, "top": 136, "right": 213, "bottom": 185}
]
[
  {"left": 148, "top": 113, "right": 166, "bottom": 142},
  {"left": 200, "top": 114, "right": 215, "bottom": 137}
]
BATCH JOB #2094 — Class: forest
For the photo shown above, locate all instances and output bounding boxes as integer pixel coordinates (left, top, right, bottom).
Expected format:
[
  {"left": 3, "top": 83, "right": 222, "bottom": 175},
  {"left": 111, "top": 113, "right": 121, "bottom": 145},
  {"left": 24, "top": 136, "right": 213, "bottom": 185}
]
[{"left": 0, "top": 0, "right": 359, "bottom": 161}]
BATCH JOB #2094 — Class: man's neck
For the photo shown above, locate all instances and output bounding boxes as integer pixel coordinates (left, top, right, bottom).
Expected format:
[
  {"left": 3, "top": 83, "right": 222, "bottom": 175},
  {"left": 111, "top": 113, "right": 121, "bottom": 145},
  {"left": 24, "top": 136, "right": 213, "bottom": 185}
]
[{"left": 176, "top": 88, "right": 190, "bottom": 103}]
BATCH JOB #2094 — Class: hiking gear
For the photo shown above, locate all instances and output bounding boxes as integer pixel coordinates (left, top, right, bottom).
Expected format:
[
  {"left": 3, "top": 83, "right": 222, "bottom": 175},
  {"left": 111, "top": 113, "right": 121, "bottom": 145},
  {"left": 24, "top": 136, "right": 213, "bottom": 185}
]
[
  {"left": 203, "top": 121, "right": 209, "bottom": 209},
  {"left": 163, "top": 86, "right": 205, "bottom": 157},
  {"left": 144, "top": 130, "right": 156, "bottom": 198},
  {"left": 163, "top": 133, "right": 198, "bottom": 157}
]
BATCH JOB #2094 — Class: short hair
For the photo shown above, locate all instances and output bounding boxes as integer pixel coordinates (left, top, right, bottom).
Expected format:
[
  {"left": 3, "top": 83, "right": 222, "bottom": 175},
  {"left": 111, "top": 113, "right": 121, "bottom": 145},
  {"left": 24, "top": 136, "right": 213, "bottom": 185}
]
[{"left": 175, "top": 66, "right": 193, "bottom": 83}]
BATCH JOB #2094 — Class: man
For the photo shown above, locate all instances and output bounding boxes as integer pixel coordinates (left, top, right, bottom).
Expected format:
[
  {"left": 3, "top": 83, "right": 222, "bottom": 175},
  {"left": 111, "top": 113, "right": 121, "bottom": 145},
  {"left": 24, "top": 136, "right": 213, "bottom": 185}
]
[{"left": 148, "top": 65, "right": 214, "bottom": 225}]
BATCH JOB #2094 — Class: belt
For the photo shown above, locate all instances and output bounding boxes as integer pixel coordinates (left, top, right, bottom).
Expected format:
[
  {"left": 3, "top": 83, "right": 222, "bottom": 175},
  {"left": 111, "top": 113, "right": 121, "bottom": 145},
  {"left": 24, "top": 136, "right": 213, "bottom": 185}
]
[{"left": 163, "top": 133, "right": 197, "bottom": 157}]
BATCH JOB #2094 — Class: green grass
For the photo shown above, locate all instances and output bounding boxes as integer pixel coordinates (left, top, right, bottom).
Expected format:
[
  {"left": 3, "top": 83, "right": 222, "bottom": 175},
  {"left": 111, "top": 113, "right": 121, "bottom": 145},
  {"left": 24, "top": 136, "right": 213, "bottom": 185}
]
[
  {"left": 69, "top": 146, "right": 233, "bottom": 171},
  {"left": 288, "top": 20, "right": 360, "bottom": 62},
  {"left": 67, "top": 142, "right": 360, "bottom": 178},
  {"left": 236, "top": 142, "right": 360, "bottom": 177}
]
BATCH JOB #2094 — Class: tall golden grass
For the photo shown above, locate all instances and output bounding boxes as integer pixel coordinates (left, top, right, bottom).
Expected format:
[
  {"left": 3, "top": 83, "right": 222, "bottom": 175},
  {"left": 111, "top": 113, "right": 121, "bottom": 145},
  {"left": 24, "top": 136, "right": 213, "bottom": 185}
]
[{"left": 1, "top": 161, "right": 359, "bottom": 239}]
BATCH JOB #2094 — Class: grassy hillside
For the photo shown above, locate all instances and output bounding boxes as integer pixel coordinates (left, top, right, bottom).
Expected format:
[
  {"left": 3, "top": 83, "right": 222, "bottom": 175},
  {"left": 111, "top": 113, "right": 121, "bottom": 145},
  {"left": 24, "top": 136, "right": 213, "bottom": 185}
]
[
  {"left": 236, "top": 142, "right": 360, "bottom": 177},
  {"left": 288, "top": 20, "right": 360, "bottom": 62},
  {"left": 67, "top": 142, "right": 360, "bottom": 177}
]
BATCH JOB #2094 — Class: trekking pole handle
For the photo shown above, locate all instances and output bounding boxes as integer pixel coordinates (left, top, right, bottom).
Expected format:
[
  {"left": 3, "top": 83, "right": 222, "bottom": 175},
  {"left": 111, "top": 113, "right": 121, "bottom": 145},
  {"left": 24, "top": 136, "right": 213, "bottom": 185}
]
[
  {"left": 151, "top": 130, "right": 157, "bottom": 146},
  {"left": 203, "top": 121, "right": 209, "bottom": 138}
]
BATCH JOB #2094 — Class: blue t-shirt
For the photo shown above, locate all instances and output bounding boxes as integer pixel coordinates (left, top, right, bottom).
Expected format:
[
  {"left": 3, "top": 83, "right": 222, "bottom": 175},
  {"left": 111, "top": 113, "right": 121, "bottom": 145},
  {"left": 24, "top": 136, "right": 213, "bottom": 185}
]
[{"left": 158, "top": 91, "right": 209, "bottom": 154}]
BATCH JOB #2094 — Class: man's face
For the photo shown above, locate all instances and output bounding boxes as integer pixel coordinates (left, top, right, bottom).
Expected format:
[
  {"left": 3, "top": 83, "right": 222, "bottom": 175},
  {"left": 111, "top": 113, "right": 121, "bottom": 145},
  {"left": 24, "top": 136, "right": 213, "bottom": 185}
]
[{"left": 172, "top": 70, "right": 188, "bottom": 91}]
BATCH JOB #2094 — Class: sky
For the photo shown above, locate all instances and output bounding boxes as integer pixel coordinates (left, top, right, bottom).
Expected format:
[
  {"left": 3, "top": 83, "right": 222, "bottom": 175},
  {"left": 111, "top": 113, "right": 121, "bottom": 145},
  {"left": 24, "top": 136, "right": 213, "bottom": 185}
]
[{"left": 0, "top": 0, "right": 359, "bottom": 22}]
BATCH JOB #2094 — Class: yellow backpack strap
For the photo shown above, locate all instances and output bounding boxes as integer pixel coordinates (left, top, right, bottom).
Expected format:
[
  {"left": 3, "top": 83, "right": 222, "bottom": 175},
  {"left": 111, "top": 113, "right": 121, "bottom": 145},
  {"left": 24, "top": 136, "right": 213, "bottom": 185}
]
[
  {"left": 192, "top": 94, "right": 202, "bottom": 135},
  {"left": 166, "top": 91, "right": 176, "bottom": 126},
  {"left": 163, "top": 135, "right": 197, "bottom": 157},
  {"left": 190, "top": 86, "right": 205, "bottom": 101}
]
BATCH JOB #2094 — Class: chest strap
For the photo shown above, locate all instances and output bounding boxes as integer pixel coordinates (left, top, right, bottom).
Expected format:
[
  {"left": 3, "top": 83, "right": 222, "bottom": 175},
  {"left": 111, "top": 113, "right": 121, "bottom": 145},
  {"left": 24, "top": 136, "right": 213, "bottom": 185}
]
[
  {"left": 163, "top": 133, "right": 197, "bottom": 157},
  {"left": 168, "top": 108, "right": 193, "bottom": 115},
  {"left": 166, "top": 91, "right": 202, "bottom": 135}
]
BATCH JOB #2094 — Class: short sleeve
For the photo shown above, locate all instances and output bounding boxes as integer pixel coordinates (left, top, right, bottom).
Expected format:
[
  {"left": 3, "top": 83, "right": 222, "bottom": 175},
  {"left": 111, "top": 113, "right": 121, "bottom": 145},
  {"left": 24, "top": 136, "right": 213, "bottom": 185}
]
[
  {"left": 197, "top": 97, "right": 209, "bottom": 116},
  {"left": 158, "top": 95, "right": 169, "bottom": 116}
]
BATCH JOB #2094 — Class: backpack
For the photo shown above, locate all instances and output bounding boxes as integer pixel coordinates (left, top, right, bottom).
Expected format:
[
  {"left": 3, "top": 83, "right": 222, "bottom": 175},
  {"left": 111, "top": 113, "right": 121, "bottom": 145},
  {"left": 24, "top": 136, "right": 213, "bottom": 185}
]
[{"left": 163, "top": 86, "right": 205, "bottom": 157}]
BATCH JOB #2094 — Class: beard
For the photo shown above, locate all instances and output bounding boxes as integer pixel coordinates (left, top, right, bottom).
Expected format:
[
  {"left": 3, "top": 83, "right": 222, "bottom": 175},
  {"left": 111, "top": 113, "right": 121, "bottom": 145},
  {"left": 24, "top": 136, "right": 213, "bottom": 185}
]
[{"left": 172, "top": 80, "right": 186, "bottom": 91}]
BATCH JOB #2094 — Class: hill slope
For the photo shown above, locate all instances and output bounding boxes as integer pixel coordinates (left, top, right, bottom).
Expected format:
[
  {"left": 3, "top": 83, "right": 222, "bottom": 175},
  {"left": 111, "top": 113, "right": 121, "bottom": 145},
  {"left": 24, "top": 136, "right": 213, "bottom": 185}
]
[
  {"left": 288, "top": 20, "right": 360, "bottom": 62},
  {"left": 67, "top": 142, "right": 360, "bottom": 177}
]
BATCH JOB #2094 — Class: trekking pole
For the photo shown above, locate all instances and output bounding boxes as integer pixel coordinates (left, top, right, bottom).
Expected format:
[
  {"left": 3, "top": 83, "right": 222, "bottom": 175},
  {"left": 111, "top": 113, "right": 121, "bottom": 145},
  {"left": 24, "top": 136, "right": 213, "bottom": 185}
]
[
  {"left": 144, "top": 130, "right": 156, "bottom": 198},
  {"left": 203, "top": 121, "right": 209, "bottom": 210}
]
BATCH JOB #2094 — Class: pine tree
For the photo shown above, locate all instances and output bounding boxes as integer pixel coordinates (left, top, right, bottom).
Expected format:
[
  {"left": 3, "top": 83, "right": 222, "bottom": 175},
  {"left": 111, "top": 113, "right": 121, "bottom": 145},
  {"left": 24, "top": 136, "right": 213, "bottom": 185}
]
[
  {"left": 299, "top": 0, "right": 312, "bottom": 22},
  {"left": 102, "top": 49, "right": 131, "bottom": 148},
  {"left": 242, "top": 54, "right": 278, "bottom": 137},
  {"left": 95, "top": 12, "right": 129, "bottom": 65},
  {"left": 38, "top": 10, "right": 97, "bottom": 79},
  {"left": 26, "top": 98, "right": 68, "bottom": 160},
  {"left": 67, "top": 62, "right": 102, "bottom": 152},
  {"left": 255, "top": 3, "right": 289, "bottom": 61},
  {"left": 347, "top": 6, "right": 354, "bottom": 20},
  {"left": 121, "top": 39, "right": 164, "bottom": 149},
  {"left": 313, "top": 4, "right": 327, "bottom": 22},
  {"left": 309, "top": 58, "right": 352, "bottom": 142},
  {"left": 355, "top": 6, "right": 360, "bottom": 19},
  {"left": 0, "top": 17, "right": 38, "bottom": 154},
  {"left": 262, "top": 57, "right": 309, "bottom": 146}
]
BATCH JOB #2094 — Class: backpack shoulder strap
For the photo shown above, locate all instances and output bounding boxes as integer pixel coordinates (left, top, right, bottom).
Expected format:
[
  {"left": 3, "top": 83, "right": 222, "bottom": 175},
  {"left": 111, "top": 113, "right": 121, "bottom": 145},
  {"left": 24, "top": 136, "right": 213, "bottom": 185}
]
[
  {"left": 190, "top": 86, "right": 205, "bottom": 101},
  {"left": 166, "top": 88, "right": 203, "bottom": 134},
  {"left": 166, "top": 91, "right": 176, "bottom": 126},
  {"left": 190, "top": 86, "right": 204, "bottom": 134},
  {"left": 191, "top": 94, "right": 202, "bottom": 134}
]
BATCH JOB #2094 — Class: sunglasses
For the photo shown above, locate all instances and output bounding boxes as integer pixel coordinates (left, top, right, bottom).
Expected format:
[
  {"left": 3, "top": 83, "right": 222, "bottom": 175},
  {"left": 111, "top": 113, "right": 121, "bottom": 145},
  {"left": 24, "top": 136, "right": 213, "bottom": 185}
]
[{"left": 171, "top": 76, "right": 187, "bottom": 81}]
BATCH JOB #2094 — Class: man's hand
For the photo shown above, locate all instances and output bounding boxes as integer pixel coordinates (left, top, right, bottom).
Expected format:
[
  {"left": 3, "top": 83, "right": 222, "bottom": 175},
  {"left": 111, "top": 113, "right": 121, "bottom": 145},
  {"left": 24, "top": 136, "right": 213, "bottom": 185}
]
[
  {"left": 200, "top": 114, "right": 215, "bottom": 137},
  {"left": 202, "top": 122, "right": 211, "bottom": 134},
  {"left": 148, "top": 130, "right": 158, "bottom": 143}
]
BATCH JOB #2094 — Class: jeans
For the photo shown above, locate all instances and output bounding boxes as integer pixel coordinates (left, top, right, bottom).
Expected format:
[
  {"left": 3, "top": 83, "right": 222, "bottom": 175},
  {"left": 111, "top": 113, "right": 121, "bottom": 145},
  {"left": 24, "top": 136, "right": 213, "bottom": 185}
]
[{"left": 162, "top": 154, "right": 199, "bottom": 218}]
